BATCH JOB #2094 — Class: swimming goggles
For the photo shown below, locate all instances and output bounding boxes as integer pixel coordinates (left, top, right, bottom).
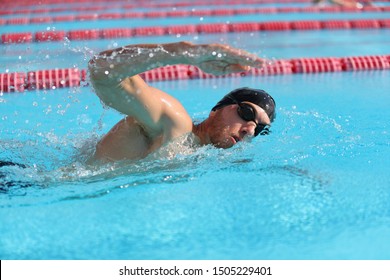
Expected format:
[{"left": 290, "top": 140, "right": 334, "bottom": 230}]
[{"left": 237, "top": 103, "right": 270, "bottom": 137}]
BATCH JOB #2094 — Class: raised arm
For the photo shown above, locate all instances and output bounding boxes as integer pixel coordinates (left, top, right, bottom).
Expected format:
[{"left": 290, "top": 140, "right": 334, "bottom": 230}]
[{"left": 88, "top": 41, "right": 264, "bottom": 135}]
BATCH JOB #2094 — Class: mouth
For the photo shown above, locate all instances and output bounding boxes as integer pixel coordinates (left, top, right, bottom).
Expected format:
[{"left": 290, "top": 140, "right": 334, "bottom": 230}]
[{"left": 232, "top": 135, "right": 240, "bottom": 144}]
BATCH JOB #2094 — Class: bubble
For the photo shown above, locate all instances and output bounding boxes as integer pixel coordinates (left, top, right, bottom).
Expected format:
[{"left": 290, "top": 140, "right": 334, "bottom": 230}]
[
  {"left": 104, "top": 70, "right": 109, "bottom": 75},
  {"left": 45, "top": 105, "right": 52, "bottom": 115}
]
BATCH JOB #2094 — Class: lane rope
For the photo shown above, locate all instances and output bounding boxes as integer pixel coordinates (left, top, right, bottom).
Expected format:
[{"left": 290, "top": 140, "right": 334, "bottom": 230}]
[
  {"left": 0, "top": 0, "right": 321, "bottom": 14},
  {"left": 1, "top": 19, "right": 390, "bottom": 44},
  {"left": 1, "top": 5, "right": 389, "bottom": 25},
  {"left": 2, "top": 0, "right": 388, "bottom": 13},
  {"left": 1, "top": 54, "right": 389, "bottom": 93}
]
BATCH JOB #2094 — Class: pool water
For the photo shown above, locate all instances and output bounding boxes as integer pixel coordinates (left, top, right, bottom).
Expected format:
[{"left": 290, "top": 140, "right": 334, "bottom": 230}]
[{"left": 1, "top": 1, "right": 390, "bottom": 259}]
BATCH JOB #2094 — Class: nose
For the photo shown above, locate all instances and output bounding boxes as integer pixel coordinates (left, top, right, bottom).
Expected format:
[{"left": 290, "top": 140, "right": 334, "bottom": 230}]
[{"left": 240, "top": 123, "right": 256, "bottom": 138}]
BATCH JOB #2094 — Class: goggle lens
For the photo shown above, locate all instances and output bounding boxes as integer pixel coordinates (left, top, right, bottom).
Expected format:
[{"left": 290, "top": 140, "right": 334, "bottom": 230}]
[{"left": 237, "top": 103, "right": 270, "bottom": 137}]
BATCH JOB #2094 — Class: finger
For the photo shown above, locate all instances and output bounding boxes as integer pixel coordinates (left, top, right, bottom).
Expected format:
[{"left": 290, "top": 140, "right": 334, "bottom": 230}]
[
  {"left": 233, "top": 51, "right": 265, "bottom": 68},
  {"left": 242, "top": 57, "right": 265, "bottom": 68},
  {"left": 203, "top": 44, "right": 265, "bottom": 68},
  {"left": 225, "top": 64, "right": 251, "bottom": 74}
]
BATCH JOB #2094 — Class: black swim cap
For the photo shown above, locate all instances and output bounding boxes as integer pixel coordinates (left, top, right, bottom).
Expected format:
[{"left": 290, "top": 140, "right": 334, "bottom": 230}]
[{"left": 211, "top": 87, "right": 276, "bottom": 122}]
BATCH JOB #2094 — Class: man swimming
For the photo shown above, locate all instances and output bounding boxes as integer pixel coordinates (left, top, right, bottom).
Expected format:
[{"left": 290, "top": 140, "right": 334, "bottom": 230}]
[{"left": 88, "top": 41, "right": 276, "bottom": 162}]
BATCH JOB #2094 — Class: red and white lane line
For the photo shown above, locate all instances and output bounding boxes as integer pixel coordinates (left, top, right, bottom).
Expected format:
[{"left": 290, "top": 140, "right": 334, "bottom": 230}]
[{"left": 1, "top": 54, "right": 389, "bottom": 93}]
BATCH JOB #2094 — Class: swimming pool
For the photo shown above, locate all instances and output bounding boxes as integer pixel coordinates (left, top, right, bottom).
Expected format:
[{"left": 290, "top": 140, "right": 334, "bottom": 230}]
[{"left": 1, "top": 0, "right": 390, "bottom": 260}]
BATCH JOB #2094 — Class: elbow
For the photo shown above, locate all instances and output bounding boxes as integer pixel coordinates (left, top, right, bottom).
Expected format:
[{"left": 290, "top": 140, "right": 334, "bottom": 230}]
[
  {"left": 88, "top": 57, "right": 97, "bottom": 79},
  {"left": 88, "top": 56, "right": 98, "bottom": 73},
  {"left": 88, "top": 56, "right": 105, "bottom": 82}
]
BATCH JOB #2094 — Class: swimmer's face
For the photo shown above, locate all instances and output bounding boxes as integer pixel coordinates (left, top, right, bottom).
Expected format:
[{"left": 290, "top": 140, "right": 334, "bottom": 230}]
[{"left": 209, "top": 102, "right": 271, "bottom": 148}]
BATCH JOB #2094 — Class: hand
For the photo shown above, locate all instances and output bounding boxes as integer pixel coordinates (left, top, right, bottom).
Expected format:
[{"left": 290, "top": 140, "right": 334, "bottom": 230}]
[{"left": 190, "top": 43, "right": 265, "bottom": 75}]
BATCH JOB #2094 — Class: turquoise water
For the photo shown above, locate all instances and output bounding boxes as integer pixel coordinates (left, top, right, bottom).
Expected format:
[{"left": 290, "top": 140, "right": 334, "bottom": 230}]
[{"left": 1, "top": 2, "right": 390, "bottom": 259}]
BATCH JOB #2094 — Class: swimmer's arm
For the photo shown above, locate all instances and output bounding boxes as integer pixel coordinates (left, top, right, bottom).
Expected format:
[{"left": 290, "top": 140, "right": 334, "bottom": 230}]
[
  {"left": 88, "top": 41, "right": 264, "bottom": 83},
  {"left": 331, "top": 0, "right": 362, "bottom": 7},
  {"left": 88, "top": 42, "right": 194, "bottom": 136},
  {"left": 88, "top": 41, "right": 264, "bottom": 134}
]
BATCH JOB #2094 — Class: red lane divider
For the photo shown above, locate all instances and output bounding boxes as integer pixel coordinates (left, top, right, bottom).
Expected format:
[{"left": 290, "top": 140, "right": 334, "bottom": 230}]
[
  {"left": 320, "top": 20, "right": 352, "bottom": 29},
  {"left": 0, "top": 1, "right": 332, "bottom": 16},
  {"left": 35, "top": 30, "right": 66, "bottom": 42},
  {"left": 0, "top": 72, "right": 26, "bottom": 92},
  {"left": 341, "top": 55, "right": 390, "bottom": 71},
  {"left": 291, "top": 58, "right": 343, "bottom": 73},
  {"left": 1, "top": 32, "right": 33, "bottom": 43},
  {"left": 2, "top": 0, "right": 388, "bottom": 11},
  {"left": 26, "top": 68, "right": 85, "bottom": 90},
  {"left": 1, "top": 55, "right": 389, "bottom": 93},
  {"left": 1, "top": 6, "right": 389, "bottom": 26},
  {"left": 2, "top": 19, "right": 390, "bottom": 44}
]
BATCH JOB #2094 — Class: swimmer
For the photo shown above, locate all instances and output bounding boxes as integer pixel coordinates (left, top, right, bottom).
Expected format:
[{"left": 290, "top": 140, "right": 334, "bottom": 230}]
[
  {"left": 312, "top": 0, "right": 372, "bottom": 8},
  {"left": 88, "top": 41, "right": 276, "bottom": 162}
]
